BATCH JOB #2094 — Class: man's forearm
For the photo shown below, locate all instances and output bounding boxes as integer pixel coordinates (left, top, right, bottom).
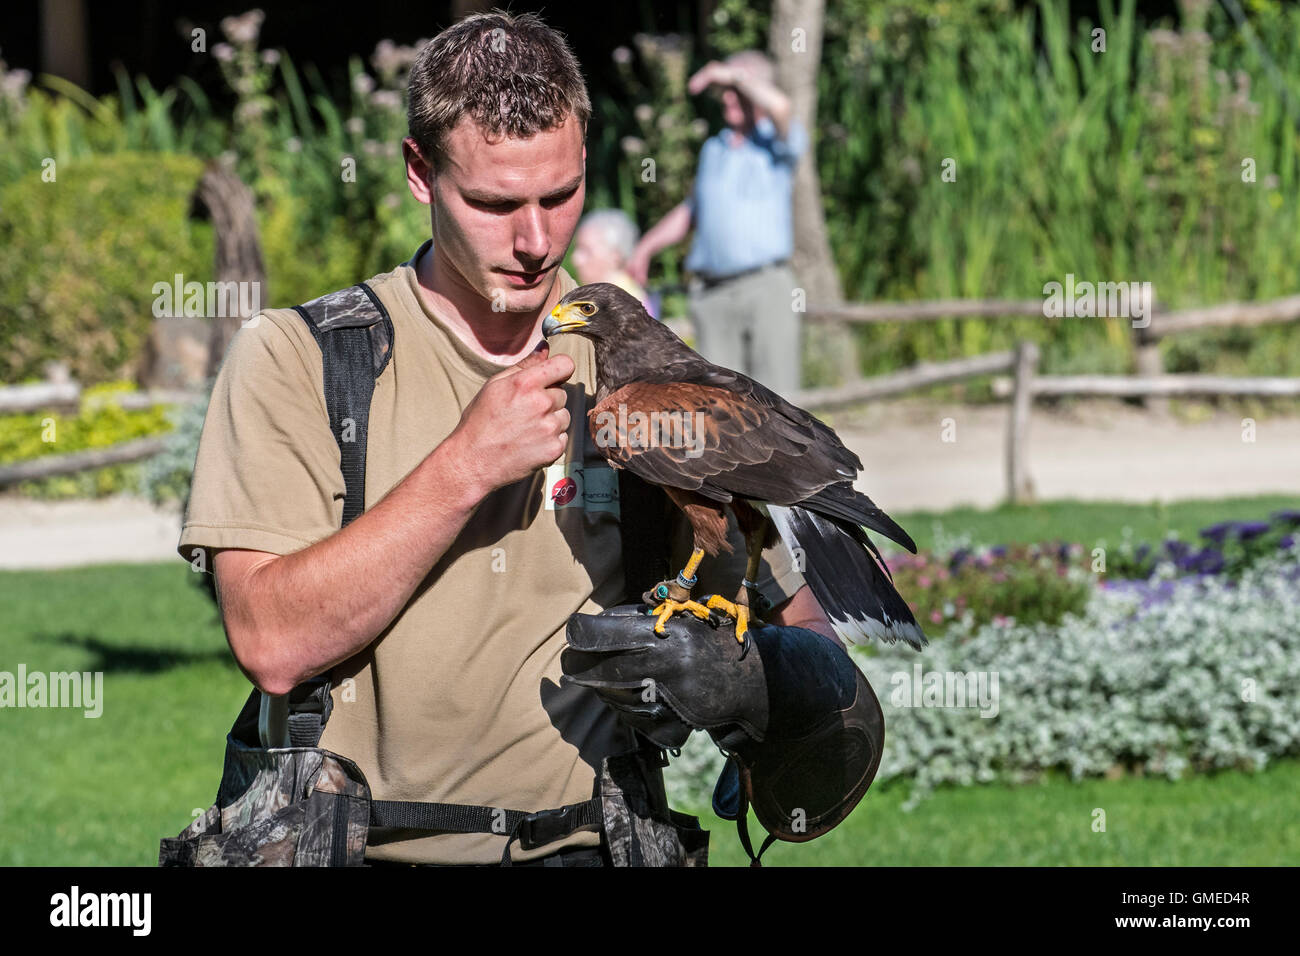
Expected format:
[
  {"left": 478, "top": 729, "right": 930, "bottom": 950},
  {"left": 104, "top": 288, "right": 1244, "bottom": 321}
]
[
  {"left": 218, "top": 431, "right": 487, "bottom": 695},
  {"left": 770, "top": 584, "right": 844, "bottom": 650},
  {"left": 637, "top": 201, "right": 692, "bottom": 259},
  {"left": 734, "top": 74, "right": 793, "bottom": 139}
]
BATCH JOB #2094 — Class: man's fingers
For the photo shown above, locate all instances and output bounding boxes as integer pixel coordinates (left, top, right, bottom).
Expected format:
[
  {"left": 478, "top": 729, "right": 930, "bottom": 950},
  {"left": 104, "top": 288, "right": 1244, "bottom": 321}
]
[
  {"left": 494, "top": 340, "right": 550, "bottom": 380},
  {"left": 518, "top": 352, "right": 576, "bottom": 390},
  {"left": 546, "top": 385, "right": 568, "bottom": 413}
]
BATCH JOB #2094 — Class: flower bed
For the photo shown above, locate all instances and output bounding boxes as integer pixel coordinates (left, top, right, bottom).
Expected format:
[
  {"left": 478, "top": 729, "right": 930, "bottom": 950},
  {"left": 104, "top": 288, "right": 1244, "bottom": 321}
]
[
  {"left": 666, "top": 545, "right": 1300, "bottom": 812},
  {"left": 885, "top": 543, "right": 1092, "bottom": 634}
]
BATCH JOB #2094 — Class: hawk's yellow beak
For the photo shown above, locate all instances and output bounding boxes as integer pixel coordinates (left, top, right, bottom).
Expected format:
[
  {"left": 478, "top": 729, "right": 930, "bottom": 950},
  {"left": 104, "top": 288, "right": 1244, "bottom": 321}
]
[{"left": 542, "top": 303, "right": 590, "bottom": 336}]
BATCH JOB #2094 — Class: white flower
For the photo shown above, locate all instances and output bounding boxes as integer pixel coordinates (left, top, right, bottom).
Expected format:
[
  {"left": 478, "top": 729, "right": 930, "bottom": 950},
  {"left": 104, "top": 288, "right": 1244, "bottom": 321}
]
[{"left": 220, "top": 9, "right": 265, "bottom": 47}]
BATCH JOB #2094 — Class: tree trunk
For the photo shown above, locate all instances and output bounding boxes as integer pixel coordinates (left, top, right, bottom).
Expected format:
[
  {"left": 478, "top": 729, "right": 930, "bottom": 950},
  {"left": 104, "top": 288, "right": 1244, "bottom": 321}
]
[
  {"left": 192, "top": 162, "right": 267, "bottom": 380},
  {"left": 770, "top": 0, "right": 857, "bottom": 386}
]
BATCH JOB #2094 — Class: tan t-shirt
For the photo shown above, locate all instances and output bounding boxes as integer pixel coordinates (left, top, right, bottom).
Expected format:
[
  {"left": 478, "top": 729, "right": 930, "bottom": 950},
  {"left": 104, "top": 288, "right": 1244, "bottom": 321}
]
[{"left": 180, "top": 240, "right": 804, "bottom": 863}]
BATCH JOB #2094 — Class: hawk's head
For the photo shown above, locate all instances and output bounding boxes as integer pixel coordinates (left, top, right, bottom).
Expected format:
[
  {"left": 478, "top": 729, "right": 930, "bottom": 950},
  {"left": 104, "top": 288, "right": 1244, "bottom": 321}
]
[{"left": 542, "top": 283, "right": 654, "bottom": 342}]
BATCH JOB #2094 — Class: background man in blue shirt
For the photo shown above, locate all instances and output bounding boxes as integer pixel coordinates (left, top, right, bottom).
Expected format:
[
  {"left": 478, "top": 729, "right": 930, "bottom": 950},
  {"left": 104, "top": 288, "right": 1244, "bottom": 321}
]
[{"left": 628, "top": 50, "right": 807, "bottom": 395}]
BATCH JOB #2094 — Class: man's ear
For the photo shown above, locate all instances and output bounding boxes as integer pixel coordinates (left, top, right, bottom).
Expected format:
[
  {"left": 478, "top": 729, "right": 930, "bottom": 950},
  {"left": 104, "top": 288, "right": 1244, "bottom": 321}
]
[{"left": 403, "top": 137, "right": 434, "bottom": 205}]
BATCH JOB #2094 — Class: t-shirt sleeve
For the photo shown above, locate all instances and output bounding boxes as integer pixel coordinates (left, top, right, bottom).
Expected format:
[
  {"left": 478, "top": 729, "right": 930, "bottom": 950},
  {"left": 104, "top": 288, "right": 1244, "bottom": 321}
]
[
  {"left": 178, "top": 309, "right": 344, "bottom": 567},
  {"left": 767, "top": 117, "right": 807, "bottom": 166}
]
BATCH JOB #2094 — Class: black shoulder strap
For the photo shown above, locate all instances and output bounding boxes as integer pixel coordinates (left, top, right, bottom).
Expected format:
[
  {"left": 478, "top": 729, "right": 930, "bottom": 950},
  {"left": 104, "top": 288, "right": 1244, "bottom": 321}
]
[
  {"left": 293, "top": 282, "right": 394, "bottom": 528},
  {"left": 247, "top": 282, "right": 394, "bottom": 750}
]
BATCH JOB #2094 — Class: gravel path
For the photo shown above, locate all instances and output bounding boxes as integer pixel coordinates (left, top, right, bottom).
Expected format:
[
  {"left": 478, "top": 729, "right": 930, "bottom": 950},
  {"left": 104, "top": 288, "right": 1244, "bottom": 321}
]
[
  {"left": 836, "top": 401, "right": 1300, "bottom": 514},
  {"left": 3, "top": 401, "right": 1297, "bottom": 569}
]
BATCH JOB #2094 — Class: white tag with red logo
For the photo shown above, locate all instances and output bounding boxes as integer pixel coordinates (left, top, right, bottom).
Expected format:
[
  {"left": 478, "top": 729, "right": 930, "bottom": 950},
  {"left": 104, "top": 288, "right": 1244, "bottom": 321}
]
[{"left": 544, "top": 461, "right": 619, "bottom": 515}]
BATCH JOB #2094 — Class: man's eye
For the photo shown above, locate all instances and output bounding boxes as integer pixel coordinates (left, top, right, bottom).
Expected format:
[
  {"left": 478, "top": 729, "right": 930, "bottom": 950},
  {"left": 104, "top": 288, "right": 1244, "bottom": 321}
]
[
  {"left": 470, "top": 198, "right": 515, "bottom": 212},
  {"left": 541, "top": 190, "right": 577, "bottom": 209}
]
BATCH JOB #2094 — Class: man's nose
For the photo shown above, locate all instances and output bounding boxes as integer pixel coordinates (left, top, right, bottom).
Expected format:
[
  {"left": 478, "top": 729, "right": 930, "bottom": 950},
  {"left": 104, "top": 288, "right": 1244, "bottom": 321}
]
[{"left": 514, "top": 206, "right": 550, "bottom": 263}]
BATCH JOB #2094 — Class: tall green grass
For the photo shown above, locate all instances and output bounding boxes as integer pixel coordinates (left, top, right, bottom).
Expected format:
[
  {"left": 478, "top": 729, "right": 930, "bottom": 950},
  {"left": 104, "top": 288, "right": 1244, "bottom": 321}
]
[
  {"left": 2, "top": 1, "right": 1299, "bottom": 383},
  {"left": 821, "top": 0, "right": 1300, "bottom": 377}
]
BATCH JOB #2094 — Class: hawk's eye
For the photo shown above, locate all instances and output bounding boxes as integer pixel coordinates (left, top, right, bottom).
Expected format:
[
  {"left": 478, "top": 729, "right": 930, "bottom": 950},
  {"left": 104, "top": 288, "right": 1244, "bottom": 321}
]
[{"left": 579, "top": 302, "right": 597, "bottom": 317}]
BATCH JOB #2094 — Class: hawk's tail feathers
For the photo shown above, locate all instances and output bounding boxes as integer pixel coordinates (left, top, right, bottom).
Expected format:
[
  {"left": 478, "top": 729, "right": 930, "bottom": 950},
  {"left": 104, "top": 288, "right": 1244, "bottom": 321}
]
[{"left": 767, "top": 504, "right": 927, "bottom": 650}]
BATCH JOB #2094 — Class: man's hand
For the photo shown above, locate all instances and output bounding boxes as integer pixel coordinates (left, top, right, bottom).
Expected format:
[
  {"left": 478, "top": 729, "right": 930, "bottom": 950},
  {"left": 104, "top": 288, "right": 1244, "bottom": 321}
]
[
  {"left": 447, "top": 341, "right": 574, "bottom": 496},
  {"left": 687, "top": 60, "right": 739, "bottom": 96},
  {"left": 689, "top": 57, "right": 794, "bottom": 140}
]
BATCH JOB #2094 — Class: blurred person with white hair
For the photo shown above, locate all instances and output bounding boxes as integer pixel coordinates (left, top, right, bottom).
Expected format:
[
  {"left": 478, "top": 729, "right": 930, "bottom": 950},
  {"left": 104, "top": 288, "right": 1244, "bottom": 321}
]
[
  {"left": 627, "top": 49, "right": 806, "bottom": 395},
  {"left": 572, "top": 209, "right": 656, "bottom": 317}
]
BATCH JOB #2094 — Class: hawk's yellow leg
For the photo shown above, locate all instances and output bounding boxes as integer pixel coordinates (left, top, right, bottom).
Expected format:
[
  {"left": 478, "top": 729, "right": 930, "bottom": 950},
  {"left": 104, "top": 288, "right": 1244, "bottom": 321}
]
[
  {"left": 650, "top": 547, "right": 714, "bottom": 634},
  {"left": 705, "top": 525, "right": 766, "bottom": 645}
]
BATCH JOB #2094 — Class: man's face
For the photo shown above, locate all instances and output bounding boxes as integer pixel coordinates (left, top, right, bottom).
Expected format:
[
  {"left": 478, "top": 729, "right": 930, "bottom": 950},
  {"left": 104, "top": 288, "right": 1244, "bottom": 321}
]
[
  {"left": 719, "top": 86, "right": 752, "bottom": 132},
  {"left": 572, "top": 224, "right": 624, "bottom": 287},
  {"left": 417, "top": 113, "right": 586, "bottom": 313}
]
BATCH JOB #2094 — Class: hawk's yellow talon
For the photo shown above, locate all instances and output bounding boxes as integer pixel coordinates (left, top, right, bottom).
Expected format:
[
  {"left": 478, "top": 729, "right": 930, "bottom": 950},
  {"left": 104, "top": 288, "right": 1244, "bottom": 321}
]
[
  {"left": 651, "top": 598, "right": 713, "bottom": 633},
  {"left": 706, "top": 595, "right": 750, "bottom": 645}
]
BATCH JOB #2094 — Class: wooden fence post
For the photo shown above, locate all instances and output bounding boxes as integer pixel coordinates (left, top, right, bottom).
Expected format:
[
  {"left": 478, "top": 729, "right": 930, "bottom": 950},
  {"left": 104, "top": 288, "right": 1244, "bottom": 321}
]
[
  {"left": 1006, "top": 340, "right": 1039, "bottom": 504},
  {"left": 1133, "top": 290, "right": 1167, "bottom": 414}
]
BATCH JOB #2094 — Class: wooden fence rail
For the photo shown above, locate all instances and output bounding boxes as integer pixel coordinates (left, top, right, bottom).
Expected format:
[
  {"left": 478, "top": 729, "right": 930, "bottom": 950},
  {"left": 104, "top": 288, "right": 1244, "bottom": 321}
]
[
  {"left": 804, "top": 291, "right": 1300, "bottom": 338},
  {"left": 0, "top": 437, "right": 170, "bottom": 489},
  {"left": 789, "top": 350, "right": 1016, "bottom": 412},
  {"left": 992, "top": 374, "right": 1300, "bottom": 399},
  {"left": 0, "top": 383, "right": 198, "bottom": 415}
]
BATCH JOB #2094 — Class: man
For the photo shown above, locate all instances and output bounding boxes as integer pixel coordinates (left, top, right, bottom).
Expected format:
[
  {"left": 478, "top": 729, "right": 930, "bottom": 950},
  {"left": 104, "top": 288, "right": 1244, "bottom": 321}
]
[
  {"left": 182, "top": 11, "right": 830, "bottom": 867},
  {"left": 628, "top": 50, "right": 806, "bottom": 396}
]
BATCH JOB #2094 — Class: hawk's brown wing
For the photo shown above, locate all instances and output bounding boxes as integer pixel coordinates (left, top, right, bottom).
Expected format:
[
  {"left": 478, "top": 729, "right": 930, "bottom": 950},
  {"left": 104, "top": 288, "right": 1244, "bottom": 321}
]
[{"left": 588, "top": 369, "right": 859, "bottom": 507}]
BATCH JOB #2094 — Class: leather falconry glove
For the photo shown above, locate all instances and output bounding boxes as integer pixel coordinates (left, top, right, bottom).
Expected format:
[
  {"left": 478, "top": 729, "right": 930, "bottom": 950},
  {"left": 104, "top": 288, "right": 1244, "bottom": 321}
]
[{"left": 560, "top": 604, "right": 885, "bottom": 865}]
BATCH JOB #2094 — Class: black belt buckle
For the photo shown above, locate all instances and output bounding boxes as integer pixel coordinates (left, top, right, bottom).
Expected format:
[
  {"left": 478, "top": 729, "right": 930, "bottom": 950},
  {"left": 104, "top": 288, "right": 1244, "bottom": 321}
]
[{"left": 517, "top": 804, "right": 584, "bottom": 851}]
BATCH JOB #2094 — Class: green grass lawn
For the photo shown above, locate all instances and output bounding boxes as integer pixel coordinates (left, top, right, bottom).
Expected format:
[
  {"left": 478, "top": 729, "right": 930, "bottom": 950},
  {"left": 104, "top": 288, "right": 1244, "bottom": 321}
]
[
  {"left": 1, "top": 494, "right": 1297, "bottom": 866},
  {"left": 689, "top": 760, "right": 1300, "bottom": 866},
  {"left": 894, "top": 494, "right": 1300, "bottom": 553}
]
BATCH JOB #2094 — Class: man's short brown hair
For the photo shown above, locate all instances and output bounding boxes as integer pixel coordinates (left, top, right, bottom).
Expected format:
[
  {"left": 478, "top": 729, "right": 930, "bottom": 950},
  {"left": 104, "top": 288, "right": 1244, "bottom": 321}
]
[{"left": 407, "top": 9, "right": 590, "bottom": 172}]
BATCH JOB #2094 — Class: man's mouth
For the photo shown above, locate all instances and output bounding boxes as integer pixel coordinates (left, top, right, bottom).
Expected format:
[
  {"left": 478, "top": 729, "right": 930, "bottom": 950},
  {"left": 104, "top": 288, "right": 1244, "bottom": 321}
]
[{"left": 499, "top": 265, "right": 551, "bottom": 287}]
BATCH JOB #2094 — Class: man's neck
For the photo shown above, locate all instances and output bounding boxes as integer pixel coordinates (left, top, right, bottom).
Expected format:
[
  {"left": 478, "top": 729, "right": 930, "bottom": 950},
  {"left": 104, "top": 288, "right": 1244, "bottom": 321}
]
[{"left": 413, "top": 242, "right": 563, "bottom": 365}]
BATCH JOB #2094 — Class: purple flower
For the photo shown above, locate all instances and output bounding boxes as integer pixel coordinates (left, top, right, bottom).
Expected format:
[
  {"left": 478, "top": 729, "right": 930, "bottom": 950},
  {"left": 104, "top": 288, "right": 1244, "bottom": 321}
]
[
  {"left": 1200, "top": 522, "right": 1234, "bottom": 544},
  {"left": 1270, "top": 510, "right": 1300, "bottom": 528},
  {"left": 1236, "top": 521, "right": 1271, "bottom": 541},
  {"left": 1279, "top": 535, "right": 1295, "bottom": 550},
  {"left": 1195, "top": 550, "right": 1225, "bottom": 575},
  {"left": 990, "top": 545, "right": 1008, "bottom": 558}
]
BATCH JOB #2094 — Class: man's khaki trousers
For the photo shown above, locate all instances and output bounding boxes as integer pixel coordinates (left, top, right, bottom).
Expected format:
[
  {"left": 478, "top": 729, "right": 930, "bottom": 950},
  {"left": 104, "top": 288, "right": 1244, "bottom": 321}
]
[{"left": 687, "top": 263, "right": 801, "bottom": 396}]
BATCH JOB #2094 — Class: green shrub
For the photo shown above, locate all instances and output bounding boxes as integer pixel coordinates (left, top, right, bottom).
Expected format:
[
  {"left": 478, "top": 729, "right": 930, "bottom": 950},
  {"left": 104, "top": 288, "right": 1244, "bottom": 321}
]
[
  {"left": 0, "top": 382, "right": 175, "bottom": 498},
  {"left": 0, "top": 152, "right": 213, "bottom": 385}
]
